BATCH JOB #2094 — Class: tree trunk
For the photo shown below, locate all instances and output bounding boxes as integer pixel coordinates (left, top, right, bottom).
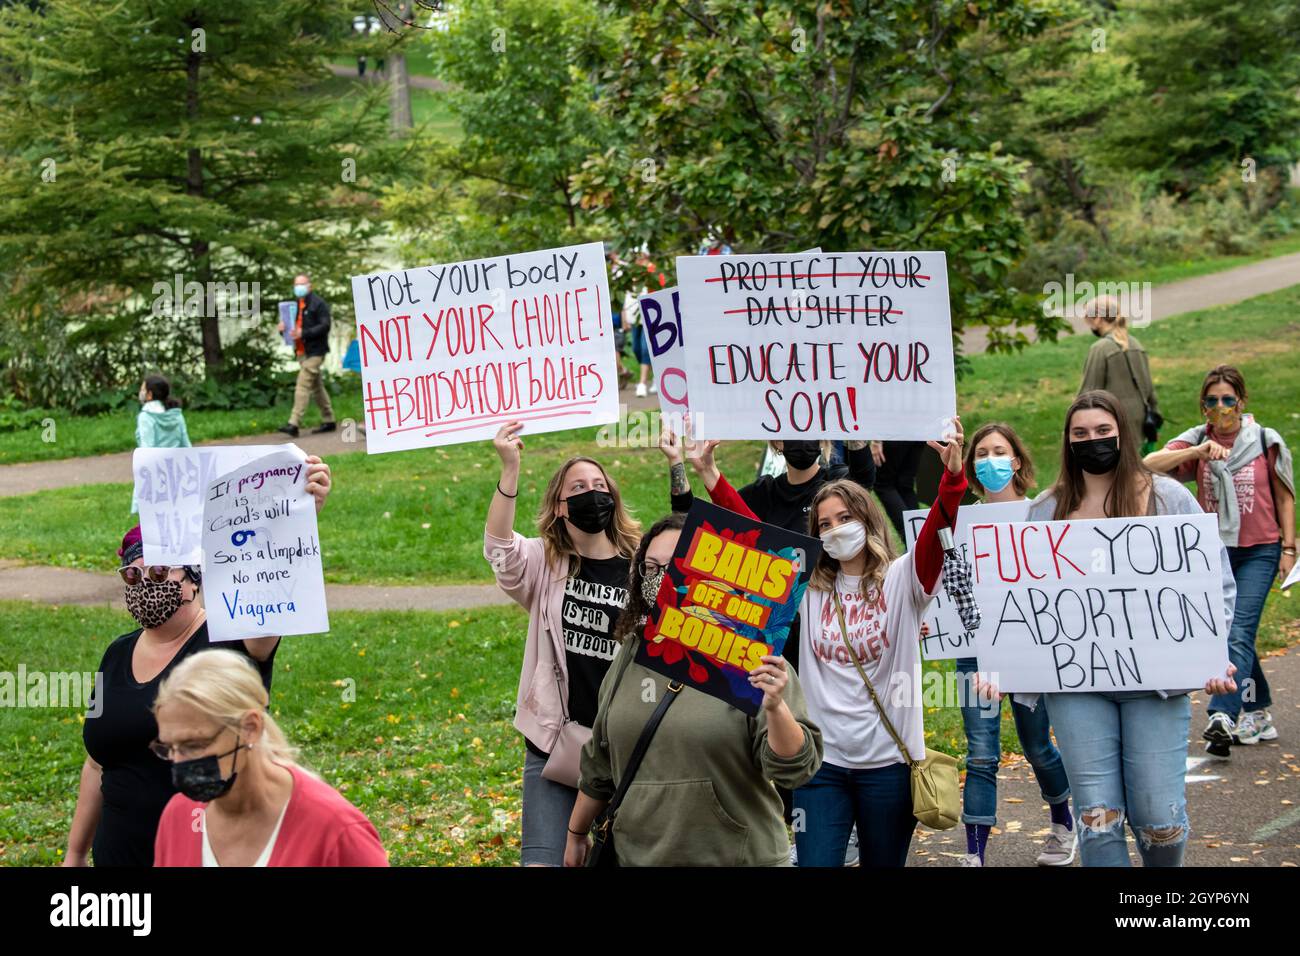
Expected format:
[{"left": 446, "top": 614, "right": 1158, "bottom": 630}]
[
  {"left": 186, "top": 21, "right": 222, "bottom": 375},
  {"left": 388, "top": 2, "right": 413, "bottom": 134}
]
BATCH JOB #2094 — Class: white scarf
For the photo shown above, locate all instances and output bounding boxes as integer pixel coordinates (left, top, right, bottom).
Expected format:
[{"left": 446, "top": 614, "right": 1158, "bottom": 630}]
[{"left": 1171, "top": 420, "right": 1294, "bottom": 547}]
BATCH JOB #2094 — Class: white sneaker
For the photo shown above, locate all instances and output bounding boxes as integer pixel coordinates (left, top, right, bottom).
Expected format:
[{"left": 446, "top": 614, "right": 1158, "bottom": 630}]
[
  {"left": 1203, "top": 712, "right": 1234, "bottom": 758},
  {"left": 788, "top": 842, "right": 799, "bottom": 866},
  {"left": 1234, "top": 710, "right": 1276, "bottom": 744},
  {"left": 959, "top": 853, "right": 983, "bottom": 867},
  {"left": 635, "top": 383, "right": 648, "bottom": 398},
  {"left": 1257, "top": 710, "right": 1279, "bottom": 741},
  {"left": 843, "top": 825, "right": 859, "bottom": 867},
  {"left": 1036, "top": 823, "right": 1078, "bottom": 866},
  {"left": 649, "top": 381, "right": 658, "bottom": 394}
]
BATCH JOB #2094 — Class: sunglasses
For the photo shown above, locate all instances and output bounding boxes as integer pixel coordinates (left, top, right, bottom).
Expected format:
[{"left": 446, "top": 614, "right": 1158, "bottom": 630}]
[
  {"left": 118, "top": 564, "right": 176, "bottom": 586},
  {"left": 1202, "top": 395, "right": 1239, "bottom": 409}
]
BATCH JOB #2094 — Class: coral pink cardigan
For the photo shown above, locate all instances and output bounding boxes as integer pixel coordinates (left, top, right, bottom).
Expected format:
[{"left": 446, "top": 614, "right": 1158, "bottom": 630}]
[{"left": 154, "top": 764, "right": 389, "bottom": 867}]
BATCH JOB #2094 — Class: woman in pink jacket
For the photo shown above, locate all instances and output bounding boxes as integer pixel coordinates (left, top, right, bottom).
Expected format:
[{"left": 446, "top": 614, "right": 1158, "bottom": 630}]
[{"left": 484, "top": 421, "right": 642, "bottom": 866}]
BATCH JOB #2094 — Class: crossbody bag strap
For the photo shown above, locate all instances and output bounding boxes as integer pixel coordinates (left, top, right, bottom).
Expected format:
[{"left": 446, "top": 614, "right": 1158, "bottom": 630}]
[
  {"left": 833, "top": 591, "right": 915, "bottom": 769},
  {"left": 603, "top": 680, "right": 682, "bottom": 822},
  {"left": 1121, "top": 349, "right": 1151, "bottom": 405}
]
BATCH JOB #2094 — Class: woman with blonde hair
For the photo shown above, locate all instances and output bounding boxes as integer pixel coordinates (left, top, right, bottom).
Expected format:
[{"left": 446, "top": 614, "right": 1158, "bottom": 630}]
[
  {"left": 790, "top": 418, "right": 966, "bottom": 867},
  {"left": 1078, "top": 294, "right": 1160, "bottom": 454},
  {"left": 152, "top": 650, "right": 387, "bottom": 866},
  {"left": 484, "top": 421, "right": 641, "bottom": 866}
]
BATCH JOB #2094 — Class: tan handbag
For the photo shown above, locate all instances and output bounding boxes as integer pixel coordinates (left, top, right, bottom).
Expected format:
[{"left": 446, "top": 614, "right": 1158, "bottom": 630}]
[
  {"left": 833, "top": 593, "right": 960, "bottom": 830},
  {"left": 541, "top": 660, "right": 592, "bottom": 788}
]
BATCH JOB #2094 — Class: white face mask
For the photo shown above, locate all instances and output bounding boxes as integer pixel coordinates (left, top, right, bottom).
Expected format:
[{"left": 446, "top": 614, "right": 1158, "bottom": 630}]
[{"left": 820, "top": 520, "right": 867, "bottom": 562}]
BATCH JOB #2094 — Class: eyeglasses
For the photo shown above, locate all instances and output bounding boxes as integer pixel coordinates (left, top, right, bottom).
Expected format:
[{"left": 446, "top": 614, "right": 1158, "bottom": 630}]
[
  {"left": 640, "top": 560, "right": 668, "bottom": 576},
  {"left": 149, "top": 727, "right": 229, "bottom": 762},
  {"left": 1203, "top": 395, "right": 1239, "bottom": 409},
  {"left": 118, "top": 564, "right": 176, "bottom": 586}
]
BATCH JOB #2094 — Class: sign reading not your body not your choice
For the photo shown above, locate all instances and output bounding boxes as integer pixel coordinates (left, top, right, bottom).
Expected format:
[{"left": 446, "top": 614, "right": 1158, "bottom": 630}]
[
  {"left": 970, "top": 512, "right": 1229, "bottom": 693},
  {"left": 675, "top": 251, "right": 957, "bottom": 440},
  {"left": 351, "top": 241, "right": 620, "bottom": 453}
]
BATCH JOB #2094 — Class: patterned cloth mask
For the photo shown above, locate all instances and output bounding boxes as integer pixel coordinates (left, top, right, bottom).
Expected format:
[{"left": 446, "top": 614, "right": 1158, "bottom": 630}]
[{"left": 124, "top": 578, "right": 186, "bottom": 629}]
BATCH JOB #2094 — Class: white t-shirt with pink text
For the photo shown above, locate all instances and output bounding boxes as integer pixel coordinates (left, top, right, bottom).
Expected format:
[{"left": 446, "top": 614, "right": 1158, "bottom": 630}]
[{"left": 797, "top": 552, "right": 937, "bottom": 770}]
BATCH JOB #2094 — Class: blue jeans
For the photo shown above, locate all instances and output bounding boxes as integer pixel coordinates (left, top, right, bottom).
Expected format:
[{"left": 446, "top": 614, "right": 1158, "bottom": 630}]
[
  {"left": 1209, "top": 541, "right": 1279, "bottom": 718},
  {"left": 956, "top": 658, "right": 1070, "bottom": 825},
  {"left": 1044, "top": 691, "right": 1191, "bottom": 867},
  {"left": 793, "top": 761, "right": 915, "bottom": 867}
]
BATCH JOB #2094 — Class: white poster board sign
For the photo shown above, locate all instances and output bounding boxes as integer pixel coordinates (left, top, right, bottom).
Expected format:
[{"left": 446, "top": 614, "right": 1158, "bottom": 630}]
[
  {"left": 201, "top": 447, "right": 328, "bottom": 642},
  {"left": 970, "top": 512, "right": 1229, "bottom": 693},
  {"left": 676, "top": 251, "right": 956, "bottom": 440},
  {"left": 133, "top": 445, "right": 285, "bottom": 566},
  {"left": 903, "top": 499, "right": 1030, "bottom": 660},
  {"left": 351, "top": 241, "right": 619, "bottom": 453}
]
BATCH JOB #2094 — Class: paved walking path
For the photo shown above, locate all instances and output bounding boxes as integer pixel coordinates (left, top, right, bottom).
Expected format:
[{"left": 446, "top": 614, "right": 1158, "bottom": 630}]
[{"left": 907, "top": 643, "right": 1300, "bottom": 867}]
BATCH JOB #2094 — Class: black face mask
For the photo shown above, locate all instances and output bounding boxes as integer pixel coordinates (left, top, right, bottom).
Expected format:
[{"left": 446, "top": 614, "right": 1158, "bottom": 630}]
[
  {"left": 563, "top": 489, "right": 616, "bottom": 535},
  {"left": 171, "top": 738, "right": 244, "bottom": 802},
  {"left": 1071, "top": 436, "right": 1121, "bottom": 475},
  {"left": 782, "top": 441, "right": 821, "bottom": 470}
]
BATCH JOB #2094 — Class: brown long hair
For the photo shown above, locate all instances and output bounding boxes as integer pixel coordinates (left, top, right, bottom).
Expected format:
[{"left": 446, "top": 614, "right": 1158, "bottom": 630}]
[
  {"left": 537, "top": 456, "right": 641, "bottom": 573},
  {"left": 964, "top": 421, "right": 1035, "bottom": 497},
  {"left": 808, "top": 479, "right": 895, "bottom": 602},
  {"left": 1050, "top": 390, "right": 1152, "bottom": 519},
  {"left": 613, "top": 512, "right": 686, "bottom": 643},
  {"left": 1200, "top": 365, "right": 1247, "bottom": 404}
]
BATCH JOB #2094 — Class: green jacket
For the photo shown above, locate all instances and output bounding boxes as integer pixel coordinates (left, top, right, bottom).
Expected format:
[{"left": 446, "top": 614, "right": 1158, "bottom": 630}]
[
  {"left": 1079, "top": 332, "right": 1158, "bottom": 450},
  {"left": 579, "top": 635, "right": 823, "bottom": 866}
]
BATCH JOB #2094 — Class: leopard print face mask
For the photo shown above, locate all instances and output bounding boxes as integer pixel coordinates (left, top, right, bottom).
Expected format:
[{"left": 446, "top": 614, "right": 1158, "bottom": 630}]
[{"left": 123, "top": 578, "right": 186, "bottom": 629}]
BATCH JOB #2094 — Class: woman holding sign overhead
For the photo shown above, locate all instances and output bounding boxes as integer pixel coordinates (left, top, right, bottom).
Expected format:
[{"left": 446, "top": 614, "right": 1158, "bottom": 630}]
[
  {"left": 64, "top": 456, "right": 334, "bottom": 867},
  {"left": 955, "top": 423, "right": 1074, "bottom": 867},
  {"left": 484, "top": 422, "right": 641, "bottom": 866},
  {"left": 1026, "top": 390, "right": 1236, "bottom": 867},
  {"left": 788, "top": 417, "right": 964, "bottom": 868}
]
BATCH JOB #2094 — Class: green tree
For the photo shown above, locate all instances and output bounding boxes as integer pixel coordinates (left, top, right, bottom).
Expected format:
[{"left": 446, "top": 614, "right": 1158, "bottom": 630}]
[
  {"left": 0, "top": 0, "right": 393, "bottom": 386},
  {"left": 383, "top": 0, "right": 616, "bottom": 265},
  {"left": 1098, "top": 0, "right": 1300, "bottom": 196},
  {"left": 573, "top": 0, "right": 1057, "bottom": 355}
]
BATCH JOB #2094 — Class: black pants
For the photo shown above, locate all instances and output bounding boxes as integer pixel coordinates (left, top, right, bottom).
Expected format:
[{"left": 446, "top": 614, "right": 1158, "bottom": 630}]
[{"left": 874, "top": 440, "right": 923, "bottom": 538}]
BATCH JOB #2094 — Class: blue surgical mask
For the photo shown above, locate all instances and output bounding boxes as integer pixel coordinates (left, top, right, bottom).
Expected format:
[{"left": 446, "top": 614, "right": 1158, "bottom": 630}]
[
  {"left": 293, "top": 283, "right": 309, "bottom": 298},
  {"left": 975, "top": 456, "right": 1015, "bottom": 494}
]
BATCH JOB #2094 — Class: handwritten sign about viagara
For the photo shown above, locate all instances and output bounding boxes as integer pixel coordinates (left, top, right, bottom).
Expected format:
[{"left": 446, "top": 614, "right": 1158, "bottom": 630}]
[
  {"left": 201, "top": 447, "right": 328, "bottom": 642},
  {"left": 676, "top": 251, "right": 956, "bottom": 440},
  {"left": 351, "top": 241, "right": 619, "bottom": 453},
  {"left": 970, "top": 513, "right": 1229, "bottom": 693}
]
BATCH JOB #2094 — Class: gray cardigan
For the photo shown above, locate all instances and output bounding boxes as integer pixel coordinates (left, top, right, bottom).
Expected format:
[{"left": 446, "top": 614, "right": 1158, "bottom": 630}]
[{"left": 1021, "top": 474, "right": 1236, "bottom": 701}]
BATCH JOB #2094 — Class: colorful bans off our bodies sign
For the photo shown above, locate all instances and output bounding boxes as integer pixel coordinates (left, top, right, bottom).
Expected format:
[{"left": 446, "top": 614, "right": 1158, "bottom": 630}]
[
  {"left": 971, "top": 513, "right": 1229, "bottom": 693},
  {"left": 675, "top": 252, "right": 956, "bottom": 440},
  {"left": 201, "top": 447, "right": 328, "bottom": 642},
  {"left": 903, "top": 500, "right": 1030, "bottom": 661},
  {"left": 636, "top": 500, "right": 821, "bottom": 715},
  {"left": 351, "top": 241, "right": 620, "bottom": 453},
  {"left": 133, "top": 445, "right": 285, "bottom": 565}
]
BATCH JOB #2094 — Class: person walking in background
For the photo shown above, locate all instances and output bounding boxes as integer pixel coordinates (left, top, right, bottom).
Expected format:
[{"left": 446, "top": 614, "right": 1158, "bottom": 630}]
[
  {"left": 871, "top": 440, "right": 924, "bottom": 539},
  {"left": 278, "top": 272, "right": 335, "bottom": 438},
  {"left": 132, "top": 373, "right": 191, "bottom": 514},
  {"left": 1144, "top": 365, "right": 1295, "bottom": 756},
  {"left": 1078, "top": 294, "right": 1160, "bottom": 455}
]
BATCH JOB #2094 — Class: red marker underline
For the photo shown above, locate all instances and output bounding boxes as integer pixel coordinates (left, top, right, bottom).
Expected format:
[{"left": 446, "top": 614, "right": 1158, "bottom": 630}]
[
  {"left": 721, "top": 306, "right": 904, "bottom": 316},
  {"left": 423, "top": 409, "right": 593, "bottom": 437}
]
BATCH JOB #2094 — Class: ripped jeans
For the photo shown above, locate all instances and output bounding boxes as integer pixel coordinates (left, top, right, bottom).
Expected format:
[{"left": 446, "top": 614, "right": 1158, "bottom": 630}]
[{"left": 1043, "top": 691, "right": 1191, "bottom": 867}]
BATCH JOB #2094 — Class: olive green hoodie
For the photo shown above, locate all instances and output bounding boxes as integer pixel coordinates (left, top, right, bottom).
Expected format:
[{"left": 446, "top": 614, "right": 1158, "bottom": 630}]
[{"left": 579, "top": 635, "right": 823, "bottom": 866}]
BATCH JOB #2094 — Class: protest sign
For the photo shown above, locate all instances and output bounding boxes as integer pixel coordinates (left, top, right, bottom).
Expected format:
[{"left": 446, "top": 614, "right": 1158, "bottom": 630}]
[
  {"left": 676, "top": 251, "right": 956, "bottom": 440},
  {"left": 201, "top": 447, "right": 328, "bottom": 642},
  {"left": 903, "top": 499, "right": 1030, "bottom": 660},
  {"left": 278, "top": 300, "right": 296, "bottom": 347},
  {"left": 133, "top": 445, "right": 285, "bottom": 565},
  {"left": 351, "top": 241, "right": 619, "bottom": 453},
  {"left": 970, "top": 512, "right": 1229, "bottom": 693},
  {"left": 635, "top": 499, "right": 821, "bottom": 715},
  {"left": 641, "top": 249, "right": 820, "bottom": 437},
  {"left": 1281, "top": 559, "right": 1300, "bottom": 592}
]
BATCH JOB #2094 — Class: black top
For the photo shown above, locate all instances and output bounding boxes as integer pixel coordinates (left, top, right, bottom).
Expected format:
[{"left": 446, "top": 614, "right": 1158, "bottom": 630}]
[
  {"left": 296, "top": 292, "right": 332, "bottom": 357},
  {"left": 81, "top": 622, "right": 277, "bottom": 866},
  {"left": 525, "top": 555, "right": 629, "bottom": 760}
]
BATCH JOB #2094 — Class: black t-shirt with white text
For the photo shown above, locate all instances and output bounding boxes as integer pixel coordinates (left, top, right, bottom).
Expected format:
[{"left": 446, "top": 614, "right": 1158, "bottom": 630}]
[{"left": 561, "top": 555, "right": 629, "bottom": 730}]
